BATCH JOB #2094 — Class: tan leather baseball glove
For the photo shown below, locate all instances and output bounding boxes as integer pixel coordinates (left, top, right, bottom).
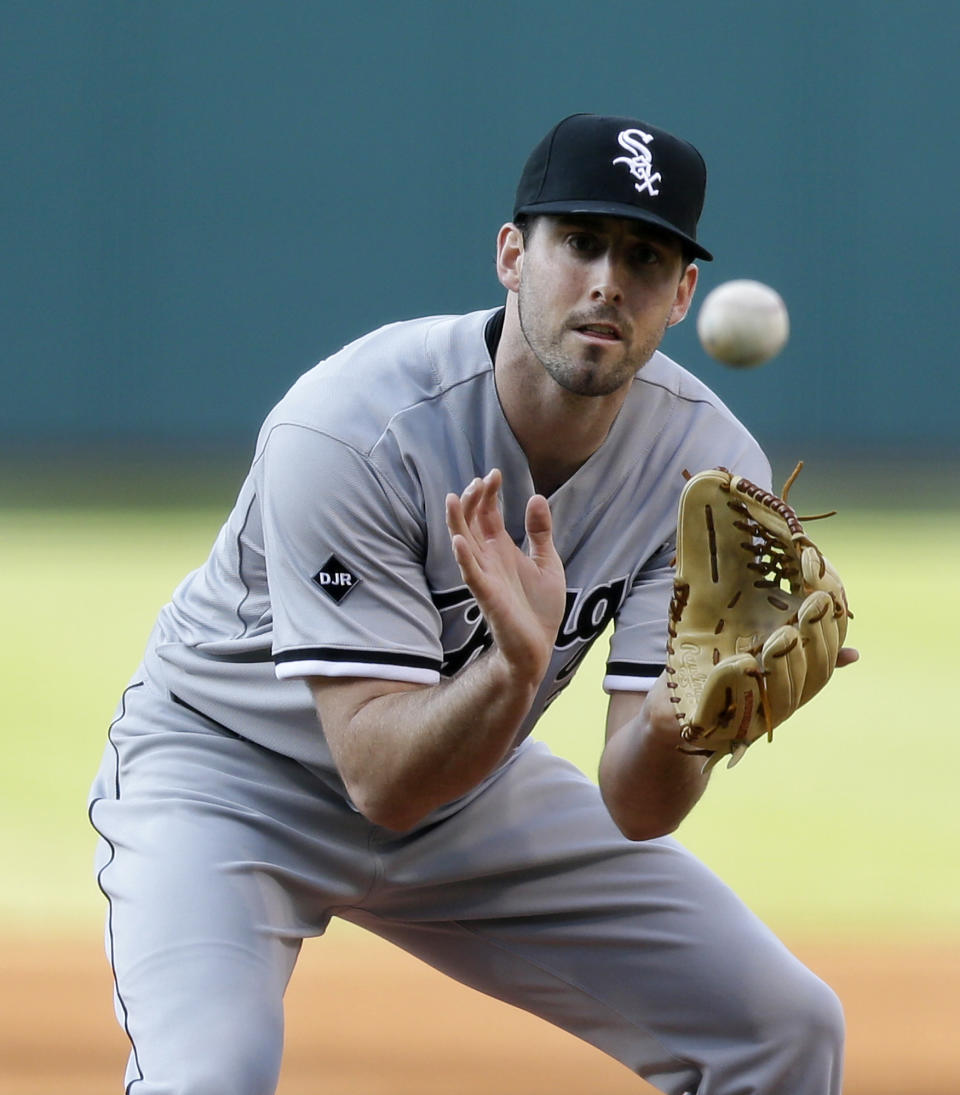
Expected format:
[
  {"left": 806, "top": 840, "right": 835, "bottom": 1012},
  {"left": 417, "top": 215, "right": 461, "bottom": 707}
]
[{"left": 666, "top": 465, "right": 851, "bottom": 771}]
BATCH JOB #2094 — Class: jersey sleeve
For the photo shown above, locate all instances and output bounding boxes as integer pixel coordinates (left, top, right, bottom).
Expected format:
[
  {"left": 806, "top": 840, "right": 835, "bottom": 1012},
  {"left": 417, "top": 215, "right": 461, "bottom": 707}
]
[
  {"left": 602, "top": 538, "right": 675, "bottom": 694},
  {"left": 257, "top": 421, "right": 443, "bottom": 685}
]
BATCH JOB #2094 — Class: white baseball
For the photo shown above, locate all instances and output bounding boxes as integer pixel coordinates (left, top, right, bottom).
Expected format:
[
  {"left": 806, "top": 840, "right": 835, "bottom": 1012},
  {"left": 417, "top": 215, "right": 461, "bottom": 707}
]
[{"left": 696, "top": 279, "right": 789, "bottom": 367}]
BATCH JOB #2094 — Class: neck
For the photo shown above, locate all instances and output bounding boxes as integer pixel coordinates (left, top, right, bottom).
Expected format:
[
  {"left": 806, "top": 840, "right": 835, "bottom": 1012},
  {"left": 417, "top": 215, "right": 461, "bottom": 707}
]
[{"left": 494, "top": 303, "right": 631, "bottom": 496}]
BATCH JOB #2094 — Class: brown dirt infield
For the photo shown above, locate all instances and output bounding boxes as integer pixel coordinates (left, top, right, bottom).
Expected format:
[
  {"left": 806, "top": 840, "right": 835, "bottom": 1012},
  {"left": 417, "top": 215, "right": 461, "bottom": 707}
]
[{"left": 1, "top": 923, "right": 956, "bottom": 1094}]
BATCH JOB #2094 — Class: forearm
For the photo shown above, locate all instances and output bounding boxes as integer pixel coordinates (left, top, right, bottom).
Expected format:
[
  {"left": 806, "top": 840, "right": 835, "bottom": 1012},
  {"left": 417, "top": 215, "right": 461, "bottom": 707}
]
[
  {"left": 311, "top": 648, "right": 542, "bottom": 831},
  {"left": 598, "top": 679, "right": 710, "bottom": 841},
  {"left": 312, "top": 469, "right": 565, "bottom": 832}
]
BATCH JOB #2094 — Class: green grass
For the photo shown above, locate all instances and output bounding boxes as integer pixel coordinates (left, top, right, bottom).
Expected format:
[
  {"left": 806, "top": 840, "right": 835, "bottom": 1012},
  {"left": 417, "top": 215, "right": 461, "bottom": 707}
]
[
  {"left": 3, "top": 505, "right": 227, "bottom": 929},
  {"left": 3, "top": 489, "right": 959, "bottom": 941}
]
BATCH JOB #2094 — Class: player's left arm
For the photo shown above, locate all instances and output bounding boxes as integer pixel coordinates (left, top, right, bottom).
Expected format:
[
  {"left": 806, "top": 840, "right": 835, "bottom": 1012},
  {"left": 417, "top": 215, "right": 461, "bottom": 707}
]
[{"left": 598, "top": 675, "right": 711, "bottom": 841}]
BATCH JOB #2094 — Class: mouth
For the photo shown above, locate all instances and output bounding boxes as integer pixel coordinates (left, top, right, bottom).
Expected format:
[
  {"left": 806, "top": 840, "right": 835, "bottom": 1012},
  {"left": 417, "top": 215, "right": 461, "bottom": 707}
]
[{"left": 574, "top": 321, "right": 623, "bottom": 342}]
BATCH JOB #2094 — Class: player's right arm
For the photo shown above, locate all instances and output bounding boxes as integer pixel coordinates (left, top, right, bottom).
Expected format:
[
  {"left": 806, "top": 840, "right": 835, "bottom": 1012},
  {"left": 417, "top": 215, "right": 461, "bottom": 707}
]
[
  {"left": 310, "top": 652, "right": 531, "bottom": 831},
  {"left": 310, "top": 469, "right": 567, "bottom": 832}
]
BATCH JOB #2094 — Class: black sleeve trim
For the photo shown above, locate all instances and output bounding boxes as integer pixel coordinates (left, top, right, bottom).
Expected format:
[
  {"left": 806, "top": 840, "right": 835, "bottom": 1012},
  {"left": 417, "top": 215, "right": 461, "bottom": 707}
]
[
  {"left": 606, "top": 660, "right": 666, "bottom": 678},
  {"left": 274, "top": 647, "right": 441, "bottom": 672}
]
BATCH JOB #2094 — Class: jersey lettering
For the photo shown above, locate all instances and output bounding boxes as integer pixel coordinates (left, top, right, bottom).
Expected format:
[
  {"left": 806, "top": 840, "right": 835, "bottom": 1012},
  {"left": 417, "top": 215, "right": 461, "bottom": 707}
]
[
  {"left": 555, "top": 577, "right": 628, "bottom": 648},
  {"left": 434, "top": 575, "right": 629, "bottom": 679}
]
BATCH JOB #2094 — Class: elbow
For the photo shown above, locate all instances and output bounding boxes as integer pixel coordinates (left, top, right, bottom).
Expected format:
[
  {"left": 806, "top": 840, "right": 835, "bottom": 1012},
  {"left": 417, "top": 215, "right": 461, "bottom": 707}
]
[
  {"left": 346, "top": 778, "right": 432, "bottom": 833},
  {"left": 600, "top": 785, "right": 682, "bottom": 843},
  {"left": 359, "top": 800, "right": 427, "bottom": 834},
  {"left": 612, "top": 815, "right": 679, "bottom": 842}
]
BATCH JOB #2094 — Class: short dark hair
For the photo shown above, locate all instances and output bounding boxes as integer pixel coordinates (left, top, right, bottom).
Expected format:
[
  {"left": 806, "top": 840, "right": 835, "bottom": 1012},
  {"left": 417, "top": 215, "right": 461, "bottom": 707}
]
[{"left": 512, "top": 213, "right": 536, "bottom": 246}]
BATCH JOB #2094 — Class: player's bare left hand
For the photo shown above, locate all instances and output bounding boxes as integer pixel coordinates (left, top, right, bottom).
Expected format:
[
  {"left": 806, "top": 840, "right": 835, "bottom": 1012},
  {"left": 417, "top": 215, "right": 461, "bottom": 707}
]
[{"left": 445, "top": 469, "right": 566, "bottom": 681}]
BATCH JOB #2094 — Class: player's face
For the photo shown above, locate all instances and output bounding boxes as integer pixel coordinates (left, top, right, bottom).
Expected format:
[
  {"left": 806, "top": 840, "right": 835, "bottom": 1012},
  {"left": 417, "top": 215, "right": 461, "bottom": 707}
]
[{"left": 503, "top": 215, "right": 697, "bottom": 397}]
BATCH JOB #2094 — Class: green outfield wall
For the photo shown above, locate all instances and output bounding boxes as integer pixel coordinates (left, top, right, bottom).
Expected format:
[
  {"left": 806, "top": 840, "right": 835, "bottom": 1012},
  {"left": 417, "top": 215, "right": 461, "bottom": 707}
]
[{"left": 4, "top": 1, "right": 957, "bottom": 452}]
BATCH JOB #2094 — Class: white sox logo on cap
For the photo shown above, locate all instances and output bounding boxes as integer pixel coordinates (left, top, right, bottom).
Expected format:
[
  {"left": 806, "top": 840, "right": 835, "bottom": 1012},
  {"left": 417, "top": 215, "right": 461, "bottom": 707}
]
[
  {"left": 512, "top": 114, "right": 713, "bottom": 260},
  {"left": 612, "top": 129, "right": 662, "bottom": 197}
]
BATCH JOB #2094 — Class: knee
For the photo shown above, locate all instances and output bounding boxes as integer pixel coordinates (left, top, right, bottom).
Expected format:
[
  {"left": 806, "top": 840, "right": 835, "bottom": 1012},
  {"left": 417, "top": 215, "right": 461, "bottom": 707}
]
[
  {"left": 756, "top": 967, "right": 845, "bottom": 1085},
  {"left": 782, "top": 971, "right": 844, "bottom": 1056},
  {"left": 143, "top": 1055, "right": 281, "bottom": 1095},
  {"left": 172, "top": 1063, "right": 279, "bottom": 1095},
  {"left": 130, "top": 1011, "right": 283, "bottom": 1095}
]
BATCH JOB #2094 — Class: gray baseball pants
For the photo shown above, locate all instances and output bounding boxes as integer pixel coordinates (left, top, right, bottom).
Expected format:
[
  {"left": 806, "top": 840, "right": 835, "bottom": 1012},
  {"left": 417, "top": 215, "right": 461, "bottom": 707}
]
[{"left": 89, "top": 671, "right": 843, "bottom": 1094}]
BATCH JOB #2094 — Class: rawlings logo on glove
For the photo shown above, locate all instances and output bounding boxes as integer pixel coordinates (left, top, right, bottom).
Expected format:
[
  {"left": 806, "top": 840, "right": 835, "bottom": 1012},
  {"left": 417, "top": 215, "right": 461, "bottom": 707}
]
[{"left": 666, "top": 465, "right": 851, "bottom": 771}]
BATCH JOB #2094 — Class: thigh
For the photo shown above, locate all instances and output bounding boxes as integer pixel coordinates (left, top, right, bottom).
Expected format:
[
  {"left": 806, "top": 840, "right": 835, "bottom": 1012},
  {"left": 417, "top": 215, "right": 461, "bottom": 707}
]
[
  {"left": 88, "top": 677, "right": 376, "bottom": 1093},
  {"left": 357, "top": 742, "right": 838, "bottom": 1095}
]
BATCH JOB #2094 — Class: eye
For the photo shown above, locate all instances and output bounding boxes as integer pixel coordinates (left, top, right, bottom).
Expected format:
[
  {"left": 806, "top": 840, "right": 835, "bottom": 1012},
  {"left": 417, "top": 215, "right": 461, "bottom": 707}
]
[
  {"left": 628, "top": 243, "right": 663, "bottom": 267},
  {"left": 566, "top": 232, "right": 603, "bottom": 255}
]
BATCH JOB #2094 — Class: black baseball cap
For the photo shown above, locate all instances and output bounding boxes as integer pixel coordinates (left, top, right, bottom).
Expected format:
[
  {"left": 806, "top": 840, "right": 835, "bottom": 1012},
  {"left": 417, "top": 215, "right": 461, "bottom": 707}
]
[{"left": 513, "top": 113, "right": 713, "bottom": 261}]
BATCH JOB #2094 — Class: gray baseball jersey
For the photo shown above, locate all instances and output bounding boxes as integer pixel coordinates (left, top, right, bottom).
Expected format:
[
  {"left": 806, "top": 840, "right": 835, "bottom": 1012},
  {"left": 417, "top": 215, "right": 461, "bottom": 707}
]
[
  {"left": 89, "top": 307, "right": 845, "bottom": 1095},
  {"left": 151, "top": 306, "right": 768, "bottom": 809}
]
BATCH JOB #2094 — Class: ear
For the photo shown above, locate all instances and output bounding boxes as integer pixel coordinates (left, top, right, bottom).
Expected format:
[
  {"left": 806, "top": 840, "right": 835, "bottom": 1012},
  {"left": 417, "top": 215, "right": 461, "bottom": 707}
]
[
  {"left": 666, "top": 263, "right": 699, "bottom": 328},
  {"left": 496, "top": 223, "right": 524, "bottom": 293}
]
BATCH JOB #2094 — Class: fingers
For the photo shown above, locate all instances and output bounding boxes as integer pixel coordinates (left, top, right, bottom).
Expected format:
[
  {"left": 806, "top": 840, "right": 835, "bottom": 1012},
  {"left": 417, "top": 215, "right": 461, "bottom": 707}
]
[
  {"left": 463, "top": 469, "right": 499, "bottom": 532},
  {"left": 689, "top": 653, "right": 763, "bottom": 746},
  {"left": 795, "top": 589, "right": 840, "bottom": 703},
  {"left": 681, "top": 590, "right": 857, "bottom": 769},
  {"left": 524, "top": 493, "right": 557, "bottom": 567},
  {"left": 448, "top": 470, "right": 556, "bottom": 560},
  {"left": 445, "top": 469, "right": 561, "bottom": 613},
  {"left": 801, "top": 545, "right": 849, "bottom": 648},
  {"left": 760, "top": 589, "right": 845, "bottom": 725},
  {"left": 445, "top": 481, "right": 479, "bottom": 586},
  {"left": 759, "top": 624, "right": 806, "bottom": 725},
  {"left": 445, "top": 470, "right": 504, "bottom": 547}
]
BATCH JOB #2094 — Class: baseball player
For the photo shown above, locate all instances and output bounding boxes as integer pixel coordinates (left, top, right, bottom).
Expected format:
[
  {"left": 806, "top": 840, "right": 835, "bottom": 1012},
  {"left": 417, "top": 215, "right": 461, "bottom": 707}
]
[{"left": 89, "top": 113, "right": 855, "bottom": 1094}]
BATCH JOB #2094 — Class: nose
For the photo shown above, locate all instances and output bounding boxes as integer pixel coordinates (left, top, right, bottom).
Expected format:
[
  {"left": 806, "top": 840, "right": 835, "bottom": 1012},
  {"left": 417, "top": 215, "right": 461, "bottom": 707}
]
[{"left": 590, "top": 254, "right": 624, "bottom": 305}]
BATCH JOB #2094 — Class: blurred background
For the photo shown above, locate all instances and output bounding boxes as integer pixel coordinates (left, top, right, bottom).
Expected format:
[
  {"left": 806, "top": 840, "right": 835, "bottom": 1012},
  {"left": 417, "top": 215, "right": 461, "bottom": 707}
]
[
  {"left": 4, "top": 0, "right": 958, "bottom": 459},
  {"left": 2, "top": 3, "right": 959, "bottom": 1092}
]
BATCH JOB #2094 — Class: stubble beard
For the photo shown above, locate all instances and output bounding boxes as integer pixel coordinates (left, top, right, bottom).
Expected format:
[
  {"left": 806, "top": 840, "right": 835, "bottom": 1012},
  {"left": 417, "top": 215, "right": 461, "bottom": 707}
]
[{"left": 517, "top": 285, "right": 668, "bottom": 398}]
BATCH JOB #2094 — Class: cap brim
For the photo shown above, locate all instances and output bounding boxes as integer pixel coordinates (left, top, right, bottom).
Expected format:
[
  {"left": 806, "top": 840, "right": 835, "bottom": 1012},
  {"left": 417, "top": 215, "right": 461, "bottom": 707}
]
[{"left": 513, "top": 200, "right": 713, "bottom": 261}]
